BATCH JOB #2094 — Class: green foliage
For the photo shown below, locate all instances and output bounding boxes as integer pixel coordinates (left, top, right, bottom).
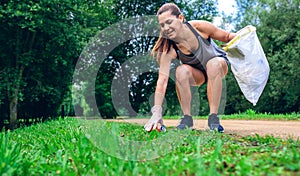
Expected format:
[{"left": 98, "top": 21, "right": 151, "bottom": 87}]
[
  {"left": 0, "top": 118, "right": 299, "bottom": 175},
  {"left": 223, "top": 0, "right": 300, "bottom": 114},
  {"left": 0, "top": 0, "right": 116, "bottom": 126},
  {"left": 256, "top": 0, "right": 300, "bottom": 113},
  {"left": 179, "top": 0, "right": 218, "bottom": 22}
]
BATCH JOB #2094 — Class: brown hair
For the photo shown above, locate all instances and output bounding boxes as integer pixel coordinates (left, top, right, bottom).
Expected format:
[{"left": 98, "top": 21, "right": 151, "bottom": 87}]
[{"left": 151, "top": 3, "right": 182, "bottom": 64}]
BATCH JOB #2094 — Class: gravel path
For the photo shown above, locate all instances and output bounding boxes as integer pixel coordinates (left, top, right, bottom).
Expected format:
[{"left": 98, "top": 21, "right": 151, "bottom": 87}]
[{"left": 107, "top": 118, "right": 300, "bottom": 140}]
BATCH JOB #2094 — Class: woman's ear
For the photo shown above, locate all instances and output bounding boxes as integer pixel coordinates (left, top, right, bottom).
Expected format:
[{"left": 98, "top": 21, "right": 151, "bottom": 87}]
[{"left": 179, "top": 14, "right": 185, "bottom": 22}]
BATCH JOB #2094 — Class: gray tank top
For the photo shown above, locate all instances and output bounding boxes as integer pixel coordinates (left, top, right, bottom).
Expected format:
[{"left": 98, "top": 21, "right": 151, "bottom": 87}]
[{"left": 173, "top": 22, "right": 229, "bottom": 73}]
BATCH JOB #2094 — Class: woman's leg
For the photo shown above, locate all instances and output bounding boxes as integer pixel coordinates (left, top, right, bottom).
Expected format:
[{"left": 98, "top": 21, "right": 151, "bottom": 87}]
[
  {"left": 206, "top": 57, "right": 228, "bottom": 115},
  {"left": 175, "top": 64, "right": 206, "bottom": 115}
]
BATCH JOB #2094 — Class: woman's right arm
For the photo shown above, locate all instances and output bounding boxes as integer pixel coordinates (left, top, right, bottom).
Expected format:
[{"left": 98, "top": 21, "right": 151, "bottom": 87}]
[
  {"left": 154, "top": 49, "right": 176, "bottom": 106},
  {"left": 144, "top": 48, "right": 176, "bottom": 132}
]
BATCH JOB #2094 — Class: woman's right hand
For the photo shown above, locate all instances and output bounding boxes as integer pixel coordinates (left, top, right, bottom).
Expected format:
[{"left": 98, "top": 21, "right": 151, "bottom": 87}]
[{"left": 144, "top": 105, "right": 163, "bottom": 132}]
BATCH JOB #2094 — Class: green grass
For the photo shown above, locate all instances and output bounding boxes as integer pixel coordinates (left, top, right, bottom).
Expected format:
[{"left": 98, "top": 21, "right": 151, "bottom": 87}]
[
  {"left": 161, "top": 110, "right": 300, "bottom": 121},
  {"left": 1, "top": 117, "right": 299, "bottom": 175}
]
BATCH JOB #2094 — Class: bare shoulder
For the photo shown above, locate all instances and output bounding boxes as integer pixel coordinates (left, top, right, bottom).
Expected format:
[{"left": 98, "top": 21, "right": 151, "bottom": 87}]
[
  {"left": 188, "top": 20, "right": 230, "bottom": 41},
  {"left": 189, "top": 20, "right": 214, "bottom": 31},
  {"left": 189, "top": 20, "right": 209, "bottom": 26}
]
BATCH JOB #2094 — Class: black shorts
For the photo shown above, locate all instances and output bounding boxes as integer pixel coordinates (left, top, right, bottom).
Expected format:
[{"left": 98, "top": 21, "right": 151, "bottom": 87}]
[{"left": 188, "top": 56, "right": 229, "bottom": 84}]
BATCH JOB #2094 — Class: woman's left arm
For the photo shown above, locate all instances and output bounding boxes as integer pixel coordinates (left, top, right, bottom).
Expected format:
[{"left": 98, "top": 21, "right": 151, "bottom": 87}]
[{"left": 190, "top": 20, "right": 235, "bottom": 43}]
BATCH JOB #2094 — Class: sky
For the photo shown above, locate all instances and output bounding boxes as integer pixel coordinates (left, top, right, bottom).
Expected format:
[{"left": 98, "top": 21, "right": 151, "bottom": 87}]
[
  {"left": 217, "top": 0, "right": 237, "bottom": 16},
  {"left": 213, "top": 0, "right": 238, "bottom": 31}
]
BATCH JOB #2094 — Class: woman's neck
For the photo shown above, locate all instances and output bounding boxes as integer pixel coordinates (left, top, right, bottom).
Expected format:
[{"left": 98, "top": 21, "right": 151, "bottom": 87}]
[
  {"left": 174, "top": 24, "right": 194, "bottom": 43},
  {"left": 173, "top": 23, "right": 199, "bottom": 53}
]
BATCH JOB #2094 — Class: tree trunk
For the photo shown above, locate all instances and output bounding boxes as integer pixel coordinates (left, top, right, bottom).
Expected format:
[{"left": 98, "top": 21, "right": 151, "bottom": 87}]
[
  {"left": 7, "top": 27, "right": 31, "bottom": 129},
  {"left": 8, "top": 65, "right": 24, "bottom": 130},
  {"left": 9, "top": 93, "right": 18, "bottom": 129}
]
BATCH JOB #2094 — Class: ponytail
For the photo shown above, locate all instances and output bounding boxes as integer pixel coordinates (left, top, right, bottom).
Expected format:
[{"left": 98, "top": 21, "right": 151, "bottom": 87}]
[{"left": 151, "top": 34, "right": 175, "bottom": 65}]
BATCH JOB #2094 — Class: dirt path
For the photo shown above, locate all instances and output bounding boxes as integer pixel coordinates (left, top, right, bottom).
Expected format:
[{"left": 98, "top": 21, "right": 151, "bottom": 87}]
[{"left": 107, "top": 118, "right": 300, "bottom": 140}]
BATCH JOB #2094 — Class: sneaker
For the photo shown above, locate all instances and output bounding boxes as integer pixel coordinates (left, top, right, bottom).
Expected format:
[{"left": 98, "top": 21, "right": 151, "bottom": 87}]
[
  {"left": 217, "top": 124, "right": 224, "bottom": 133},
  {"left": 208, "top": 113, "right": 224, "bottom": 133},
  {"left": 176, "top": 115, "right": 194, "bottom": 130}
]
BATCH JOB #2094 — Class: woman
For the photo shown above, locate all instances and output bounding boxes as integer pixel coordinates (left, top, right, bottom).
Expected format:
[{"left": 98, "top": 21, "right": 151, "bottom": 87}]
[{"left": 144, "top": 3, "right": 235, "bottom": 132}]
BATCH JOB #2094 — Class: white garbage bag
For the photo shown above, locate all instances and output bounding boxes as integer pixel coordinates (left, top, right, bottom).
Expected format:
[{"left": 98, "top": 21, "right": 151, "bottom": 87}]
[{"left": 223, "top": 25, "right": 270, "bottom": 106}]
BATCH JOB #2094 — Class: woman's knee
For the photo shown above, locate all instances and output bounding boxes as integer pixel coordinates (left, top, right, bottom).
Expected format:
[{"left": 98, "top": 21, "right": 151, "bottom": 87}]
[
  {"left": 206, "top": 58, "right": 228, "bottom": 78},
  {"left": 176, "top": 65, "right": 192, "bottom": 82}
]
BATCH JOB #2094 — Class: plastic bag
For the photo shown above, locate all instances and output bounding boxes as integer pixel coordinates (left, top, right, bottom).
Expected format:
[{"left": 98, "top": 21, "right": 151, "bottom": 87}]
[{"left": 223, "top": 25, "right": 270, "bottom": 106}]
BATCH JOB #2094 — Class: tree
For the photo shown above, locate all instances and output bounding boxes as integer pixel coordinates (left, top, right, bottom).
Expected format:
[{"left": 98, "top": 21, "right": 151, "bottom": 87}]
[
  {"left": 223, "top": 0, "right": 300, "bottom": 113},
  {"left": 0, "top": 0, "right": 115, "bottom": 128},
  {"left": 257, "top": 0, "right": 300, "bottom": 113}
]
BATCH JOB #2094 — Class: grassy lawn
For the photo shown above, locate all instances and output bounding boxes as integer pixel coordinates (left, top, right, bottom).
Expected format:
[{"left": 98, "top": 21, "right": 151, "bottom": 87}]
[
  {"left": 162, "top": 110, "right": 300, "bottom": 120},
  {"left": 1, "top": 117, "right": 299, "bottom": 175}
]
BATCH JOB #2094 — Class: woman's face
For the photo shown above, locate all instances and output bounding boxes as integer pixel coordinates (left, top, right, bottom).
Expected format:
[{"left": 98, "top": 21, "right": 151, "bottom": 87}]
[{"left": 158, "top": 10, "right": 183, "bottom": 40}]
